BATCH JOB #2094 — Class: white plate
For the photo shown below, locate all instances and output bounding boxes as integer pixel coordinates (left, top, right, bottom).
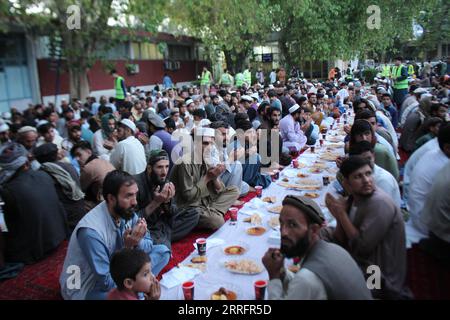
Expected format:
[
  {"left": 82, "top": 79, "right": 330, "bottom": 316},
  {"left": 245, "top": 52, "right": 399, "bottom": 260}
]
[
  {"left": 221, "top": 241, "right": 250, "bottom": 256},
  {"left": 221, "top": 257, "right": 264, "bottom": 275}
]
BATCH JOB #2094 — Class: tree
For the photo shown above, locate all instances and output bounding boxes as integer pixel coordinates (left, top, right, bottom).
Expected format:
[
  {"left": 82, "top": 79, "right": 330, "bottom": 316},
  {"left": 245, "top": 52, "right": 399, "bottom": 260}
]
[
  {"left": 168, "top": 0, "right": 276, "bottom": 74},
  {"left": 272, "top": 0, "right": 428, "bottom": 68},
  {"left": 1, "top": 0, "right": 166, "bottom": 100}
]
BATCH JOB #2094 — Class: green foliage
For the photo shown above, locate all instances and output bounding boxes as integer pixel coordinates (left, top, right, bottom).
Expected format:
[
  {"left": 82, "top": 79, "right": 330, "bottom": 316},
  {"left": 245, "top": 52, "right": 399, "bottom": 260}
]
[{"left": 362, "top": 68, "right": 378, "bottom": 84}]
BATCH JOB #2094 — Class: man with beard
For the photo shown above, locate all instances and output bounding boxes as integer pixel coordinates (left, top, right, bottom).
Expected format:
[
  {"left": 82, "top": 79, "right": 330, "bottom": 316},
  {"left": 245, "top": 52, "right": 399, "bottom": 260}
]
[
  {"left": 170, "top": 128, "right": 239, "bottom": 230},
  {"left": 279, "top": 104, "right": 307, "bottom": 153},
  {"left": 59, "top": 170, "right": 170, "bottom": 300},
  {"left": 133, "top": 149, "right": 199, "bottom": 249},
  {"left": 323, "top": 156, "right": 410, "bottom": 299},
  {"left": 262, "top": 195, "right": 371, "bottom": 300},
  {"left": 258, "top": 107, "right": 283, "bottom": 167}
]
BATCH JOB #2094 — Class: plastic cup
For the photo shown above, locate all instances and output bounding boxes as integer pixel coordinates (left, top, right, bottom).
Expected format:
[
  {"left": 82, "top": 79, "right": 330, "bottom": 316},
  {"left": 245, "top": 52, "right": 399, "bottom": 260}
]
[
  {"left": 229, "top": 208, "right": 238, "bottom": 224},
  {"left": 195, "top": 238, "right": 207, "bottom": 256},
  {"left": 255, "top": 186, "right": 263, "bottom": 198},
  {"left": 254, "top": 280, "right": 268, "bottom": 300},
  {"left": 322, "top": 176, "right": 330, "bottom": 186},
  {"left": 182, "top": 281, "right": 195, "bottom": 300},
  {"left": 310, "top": 145, "right": 315, "bottom": 153}
]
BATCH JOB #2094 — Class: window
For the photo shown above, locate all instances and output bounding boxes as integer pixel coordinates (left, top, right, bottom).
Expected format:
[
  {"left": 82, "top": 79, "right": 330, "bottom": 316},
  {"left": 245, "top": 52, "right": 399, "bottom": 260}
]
[
  {"left": 168, "top": 45, "right": 192, "bottom": 61},
  {"left": 131, "top": 42, "right": 164, "bottom": 60}
]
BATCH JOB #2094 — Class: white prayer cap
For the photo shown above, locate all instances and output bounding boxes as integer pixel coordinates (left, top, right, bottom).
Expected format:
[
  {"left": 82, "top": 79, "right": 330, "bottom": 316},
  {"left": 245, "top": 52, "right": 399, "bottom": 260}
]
[
  {"left": 251, "top": 93, "right": 259, "bottom": 100},
  {"left": 199, "top": 119, "right": 211, "bottom": 127},
  {"left": 289, "top": 104, "right": 300, "bottom": 114},
  {"left": 196, "top": 127, "right": 215, "bottom": 137},
  {"left": 241, "top": 95, "right": 253, "bottom": 103},
  {"left": 413, "top": 88, "right": 427, "bottom": 94},
  {"left": 17, "top": 126, "right": 37, "bottom": 134},
  {"left": 120, "top": 119, "right": 137, "bottom": 134},
  {"left": 185, "top": 99, "right": 194, "bottom": 106},
  {"left": 36, "top": 120, "right": 49, "bottom": 128},
  {"left": 268, "top": 85, "right": 275, "bottom": 89},
  {"left": 0, "top": 123, "right": 9, "bottom": 133}
]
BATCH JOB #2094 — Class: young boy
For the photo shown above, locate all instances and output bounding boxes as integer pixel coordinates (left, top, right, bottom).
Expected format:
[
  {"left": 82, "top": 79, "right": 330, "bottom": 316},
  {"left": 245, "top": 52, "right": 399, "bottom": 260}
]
[{"left": 108, "top": 248, "right": 161, "bottom": 300}]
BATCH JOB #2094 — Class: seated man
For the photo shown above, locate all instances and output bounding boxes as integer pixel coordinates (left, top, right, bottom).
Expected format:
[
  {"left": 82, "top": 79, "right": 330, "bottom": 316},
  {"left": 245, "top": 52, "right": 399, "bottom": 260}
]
[
  {"left": 419, "top": 162, "right": 450, "bottom": 263},
  {"left": 0, "top": 142, "right": 67, "bottom": 265},
  {"left": 279, "top": 104, "right": 307, "bottom": 153},
  {"left": 59, "top": 170, "right": 170, "bottom": 300},
  {"left": 406, "top": 123, "right": 450, "bottom": 242},
  {"left": 71, "top": 141, "right": 116, "bottom": 211},
  {"left": 348, "top": 141, "right": 401, "bottom": 208},
  {"left": 262, "top": 195, "right": 372, "bottom": 300},
  {"left": 133, "top": 149, "right": 199, "bottom": 250},
  {"left": 170, "top": 128, "right": 239, "bottom": 230},
  {"left": 236, "top": 120, "right": 272, "bottom": 189},
  {"left": 34, "top": 143, "right": 86, "bottom": 232},
  {"left": 209, "top": 120, "right": 249, "bottom": 197},
  {"left": 323, "top": 156, "right": 410, "bottom": 299}
]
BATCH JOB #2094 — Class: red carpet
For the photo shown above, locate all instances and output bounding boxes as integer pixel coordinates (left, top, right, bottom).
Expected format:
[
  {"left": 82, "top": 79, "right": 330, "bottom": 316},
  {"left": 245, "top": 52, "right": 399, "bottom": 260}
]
[{"left": 1, "top": 191, "right": 449, "bottom": 300}]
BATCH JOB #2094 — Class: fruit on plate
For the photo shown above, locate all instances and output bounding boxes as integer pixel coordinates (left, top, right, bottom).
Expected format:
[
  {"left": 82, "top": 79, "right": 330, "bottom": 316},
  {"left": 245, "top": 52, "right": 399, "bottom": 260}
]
[
  {"left": 224, "top": 245, "right": 246, "bottom": 255},
  {"left": 246, "top": 226, "right": 266, "bottom": 236},
  {"left": 211, "top": 287, "right": 237, "bottom": 300}
]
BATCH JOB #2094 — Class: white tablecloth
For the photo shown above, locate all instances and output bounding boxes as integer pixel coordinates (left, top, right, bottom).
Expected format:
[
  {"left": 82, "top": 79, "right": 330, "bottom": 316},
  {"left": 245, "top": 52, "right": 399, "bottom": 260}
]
[{"left": 160, "top": 122, "right": 348, "bottom": 300}]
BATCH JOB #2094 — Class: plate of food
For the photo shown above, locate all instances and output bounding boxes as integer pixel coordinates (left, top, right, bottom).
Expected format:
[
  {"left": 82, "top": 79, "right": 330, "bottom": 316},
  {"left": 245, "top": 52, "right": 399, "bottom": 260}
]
[
  {"left": 180, "top": 263, "right": 207, "bottom": 272},
  {"left": 268, "top": 216, "right": 280, "bottom": 230},
  {"left": 243, "top": 213, "right": 263, "bottom": 225},
  {"left": 223, "top": 242, "right": 248, "bottom": 255},
  {"left": 246, "top": 226, "right": 267, "bottom": 236},
  {"left": 297, "top": 172, "right": 310, "bottom": 178},
  {"left": 210, "top": 287, "right": 238, "bottom": 300},
  {"left": 223, "top": 258, "right": 264, "bottom": 275},
  {"left": 268, "top": 205, "right": 283, "bottom": 214},
  {"left": 281, "top": 177, "right": 290, "bottom": 182},
  {"left": 311, "top": 161, "right": 328, "bottom": 169},
  {"left": 190, "top": 256, "right": 207, "bottom": 264},
  {"left": 304, "top": 192, "right": 320, "bottom": 199},
  {"left": 326, "top": 142, "right": 344, "bottom": 149},
  {"left": 327, "top": 136, "right": 344, "bottom": 143},
  {"left": 319, "top": 152, "right": 340, "bottom": 162},
  {"left": 262, "top": 196, "right": 276, "bottom": 204},
  {"left": 308, "top": 168, "right": 323, "bottom": 174}
]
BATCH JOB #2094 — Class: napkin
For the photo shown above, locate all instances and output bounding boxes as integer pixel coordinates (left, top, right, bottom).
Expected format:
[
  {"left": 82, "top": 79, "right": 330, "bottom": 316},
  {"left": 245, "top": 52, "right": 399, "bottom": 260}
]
[
  {"left": 193, "top": 238, "right": 225, "bottom": 250},
  {"left": 160, "top": 266, "right": 201, "bottom": 289},
  {"left": 247, "top": 197, "right": 267, "bottom": 209}
]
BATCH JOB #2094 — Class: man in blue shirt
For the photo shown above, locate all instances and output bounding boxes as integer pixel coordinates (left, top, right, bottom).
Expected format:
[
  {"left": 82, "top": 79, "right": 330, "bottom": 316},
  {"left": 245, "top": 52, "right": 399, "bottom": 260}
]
[
  {"left": 380, "top": 93, "right": 399, "bottom": 129},
  {"left": 162, "top": 73, "right": 174, "bottom": 90},
  {"left": 59, "top": 170, "right": 170, "bottom": 300}
]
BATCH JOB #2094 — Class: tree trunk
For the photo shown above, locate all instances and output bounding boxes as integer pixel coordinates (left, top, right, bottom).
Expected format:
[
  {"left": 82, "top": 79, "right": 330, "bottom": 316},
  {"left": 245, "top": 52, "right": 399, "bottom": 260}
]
[
  {"left": 69, "top": 67, "right": 90, "bottom": 100},
  {"left": 224, "top": 50, "right": 247, "bottom": 74}
]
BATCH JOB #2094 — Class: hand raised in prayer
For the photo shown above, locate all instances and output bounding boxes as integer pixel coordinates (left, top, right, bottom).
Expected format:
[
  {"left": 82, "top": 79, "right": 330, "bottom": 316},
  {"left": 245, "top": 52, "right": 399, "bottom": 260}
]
[
  {"left": 344, "top": 124, "right": 351, "bottom": 135},
  {"left": 262, "top": 248, "right": 285, "bottom": 280},
  {"left": 206, "top": 164, "right": 225, "bottom": 182},
  {"left": 123, "top": 218, "right": 147, "bottom": 248},
  {"left": 325, "top": 193, "right": 347, "bottom": 220},
  {"left": 335, "top": 155, "right": 347, "bottom": 168},
  {"left": 153, "top": 184, "right": 171, "bottom": 205},
  {"left": 144, "top": 275, "right": 161, "bottom": 300}
]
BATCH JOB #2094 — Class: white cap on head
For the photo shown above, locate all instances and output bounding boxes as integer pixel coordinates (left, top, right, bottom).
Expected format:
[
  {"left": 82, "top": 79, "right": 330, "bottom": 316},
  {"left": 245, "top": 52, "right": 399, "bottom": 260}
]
[
  {"left": 185, "top": 99, "right": 194, "bottom": 106},
  {"left": 120, "top": 119, "right": 137, "bottom": 134},
  {"left": 251, "top": 93, "right": 259, "bottom": 100},
  {"left": 413, "top": 88, "right": 427, "bottom": 94},
  {"left": 0, "top": 123, "right": 9, "bottom": 133},
  {"left": 196, "top": 127, "right": 215, "bottom": 137},
  {"left": 241, "top": 95, "right": 253, "bottom": 103},
  {"left": 289, "top": 104, "right": 300, "bottom": 114},
  {"left": 17, "top": 126, "right": 37, "bottom": 134}
]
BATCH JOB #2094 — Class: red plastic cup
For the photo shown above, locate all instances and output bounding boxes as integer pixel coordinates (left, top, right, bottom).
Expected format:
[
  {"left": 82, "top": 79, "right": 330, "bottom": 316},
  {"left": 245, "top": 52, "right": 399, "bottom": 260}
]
[
  {"left": 182, "top": 281, "right": 195, "bottom": 300},
  {"left": 255, "top": 186, "right": 263, "bottom": 198},
  {"left": 195, "top": 238, "right": 207, "bottom": 256},
  {"left": 319, "top": 139, "right": 323, "bottom": 147},
  {"left": 229, "top": 207, "right": 238, "bottom": 224},
  {"left": 292, "top": 159, "right": 299, "bottom": 168},
  {"left": 254, "top": 280, "right": 268, "bottom": 300}
]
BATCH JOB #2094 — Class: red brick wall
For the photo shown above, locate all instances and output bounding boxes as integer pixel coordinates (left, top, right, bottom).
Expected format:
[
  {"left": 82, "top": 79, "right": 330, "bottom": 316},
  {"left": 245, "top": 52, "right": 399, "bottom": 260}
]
[{"left": 38, "top": 59, "right": 207, "bottom": 97}]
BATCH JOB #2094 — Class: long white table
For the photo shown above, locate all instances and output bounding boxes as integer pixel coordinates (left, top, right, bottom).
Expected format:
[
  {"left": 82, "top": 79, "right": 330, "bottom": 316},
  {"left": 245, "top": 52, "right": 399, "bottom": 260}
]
[{"left": 160, "top": 116, "right": 350, "bottom": 300}]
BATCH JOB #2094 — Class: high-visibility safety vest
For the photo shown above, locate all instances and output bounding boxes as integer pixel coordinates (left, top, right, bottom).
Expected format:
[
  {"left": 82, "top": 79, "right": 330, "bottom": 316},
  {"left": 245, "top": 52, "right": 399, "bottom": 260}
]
[
  {"left": 221, "top": 73, "right": 233, "bottom": 85},
  {"left": 408, "top": 64, "right": 415, "bottom": 76},
  {"left": 381, "top": 65, "right": 391, "bottom": 77},
  {"left": 235, "top": 73, "right": 245, "bottom": 87},
  {"left": 392, "top": 65, "right": 409, "bottom": 90},
  {"left": 200, "top": 70, "right": 211, "bottom": 85},
  {"left": 243, "top": 69, "right": 251, "bottom": 85},
  {"left": 115, "top": 76, "right": 125, "bottom": 100}
]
